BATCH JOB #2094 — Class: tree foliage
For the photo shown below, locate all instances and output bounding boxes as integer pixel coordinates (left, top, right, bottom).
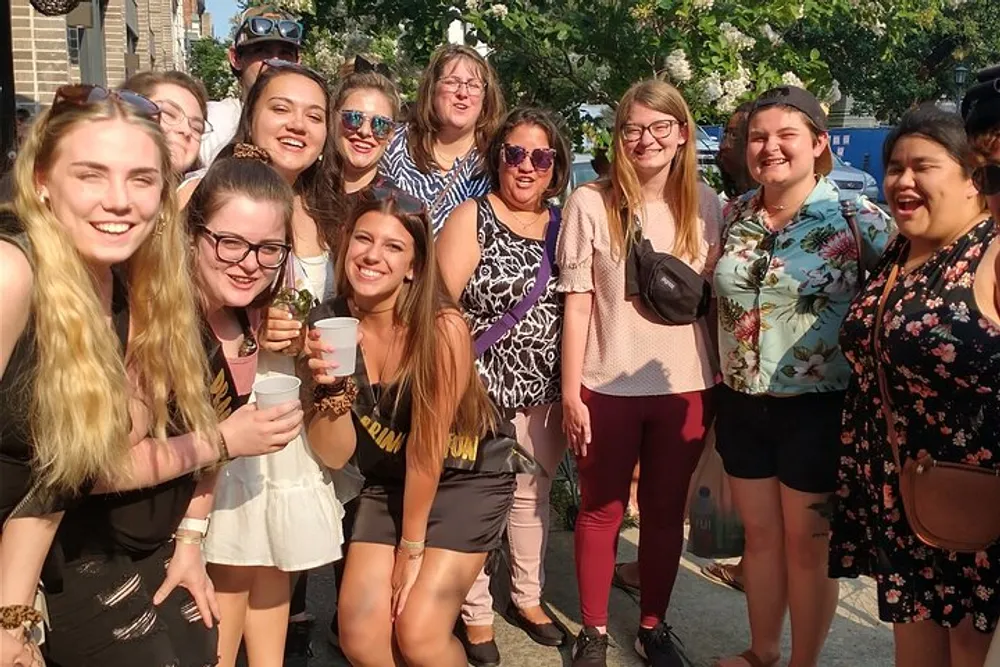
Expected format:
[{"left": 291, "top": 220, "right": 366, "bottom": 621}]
[{"left": 187, "top": 38, "right": 233, "bottom": 100}]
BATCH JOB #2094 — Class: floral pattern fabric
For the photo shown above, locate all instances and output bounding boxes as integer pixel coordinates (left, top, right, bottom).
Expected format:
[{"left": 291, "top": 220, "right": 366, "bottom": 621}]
[
  {"left": 714, "top": 177, "right": 892, "bottom": 395},
  {"left": 829, "top": 218, "right": 1000, "bottom": 632}
]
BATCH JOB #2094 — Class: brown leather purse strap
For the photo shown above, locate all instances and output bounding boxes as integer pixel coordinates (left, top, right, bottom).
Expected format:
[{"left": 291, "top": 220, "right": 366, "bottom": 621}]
[{"left": 872, "top": 261, "right": 905, "bottom": 472}]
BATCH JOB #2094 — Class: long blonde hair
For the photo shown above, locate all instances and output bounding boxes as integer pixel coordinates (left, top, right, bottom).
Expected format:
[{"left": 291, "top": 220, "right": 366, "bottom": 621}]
[
  {"left": 9, "top": 96, "right": 217, "bottom": 493},
  {"left": 334, "top": 193, "right": 494, "bottom": 471},
  {"left": 604, "top": 79, "right": 701, "bottom": 261}
]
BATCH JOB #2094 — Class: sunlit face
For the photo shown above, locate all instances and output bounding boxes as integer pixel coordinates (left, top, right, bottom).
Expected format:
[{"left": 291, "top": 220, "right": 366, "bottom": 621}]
[
  {"left": 36, "top": 118, "right": 163, "bottom": 269},
  {"left": 498, "top": 123, "right": 554, "bottom": 211},
  {"left": 345, "top": 211, "right": 416, "bottom": 303},
  {"left": 150, "top": 82, "right": 204, "bottom": 174},
  {"left": 231, "top": 41, "right": 300, "bottom": 91},
  {"left": 621, "top": 103, "right": 688, "bottom": 178},
  {"left": 195, "top": 195, "right": 287, "bottom": 310},
  {"left": 336, "top": 88, "right": 395, "bottom": 177},
  {"left": 747, "top": 107, "right": 827, "bottom": 190},
  {"left": 432, "top": 57, "right": 485, "bottom": 135},
  {"left": 884, "top": 135, "right": 981, "bottom": 243},
  {"left": 251, "top": 72, "right": 327, "bottom": 182}
]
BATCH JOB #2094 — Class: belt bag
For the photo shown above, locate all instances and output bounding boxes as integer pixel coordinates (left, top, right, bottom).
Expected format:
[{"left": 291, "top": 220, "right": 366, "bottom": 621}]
[
  {"left": 873, "top": 261, "right": 1000, "bottom": 553},
  {"left": 624, "top": 218, "right": 710, "bottom": 325}
]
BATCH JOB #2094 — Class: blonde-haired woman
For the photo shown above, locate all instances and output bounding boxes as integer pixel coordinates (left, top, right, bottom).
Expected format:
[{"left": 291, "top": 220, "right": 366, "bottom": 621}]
[
  {"left": 380, "top": 43, "right": 506, "bottom": 234},
  {"left": 0, "top": 86, "right": 292, "bottom": 667},
  {"left": 558, "top": 79, "right": 721, "bottom": 667}
]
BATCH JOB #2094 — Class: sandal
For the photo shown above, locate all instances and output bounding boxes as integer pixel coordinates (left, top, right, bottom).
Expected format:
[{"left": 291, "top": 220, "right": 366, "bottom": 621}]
[
  {"left": 700, "top": 561, "right": 745, "bottom": 593},
  {"left": 714, "top": 649, "right": 780, "bottom": 667}
]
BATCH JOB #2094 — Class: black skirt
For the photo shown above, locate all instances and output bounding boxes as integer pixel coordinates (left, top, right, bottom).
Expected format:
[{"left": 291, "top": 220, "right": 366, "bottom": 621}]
[{"left": 351, "top": 469, "right": 515, "bottom": 553}]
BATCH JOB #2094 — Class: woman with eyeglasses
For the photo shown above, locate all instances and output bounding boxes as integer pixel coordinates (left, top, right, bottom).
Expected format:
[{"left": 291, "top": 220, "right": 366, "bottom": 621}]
[
  {"left": 436, "top": 107, "right": 571, "bottom": 665},
  {"left": 712, "top": 87, "right": 892, "bottom": 667},
  {"left": 181, "top": 61, "right": 345, "bottom": 667},
  {"left": 380, "top": 43, "right": 506, "bottom": 235},
  {"left": 557, "top": 79, "right": 723, "bottom": 667},
  {"left": 121, "top": 71, "right": 212, "bottom": 176},
  {"left": 304, "top": 185, "right": 521, "bottom": 667},
  {"left": 0, "top": 86, "right": 291, "bottom": 667}
]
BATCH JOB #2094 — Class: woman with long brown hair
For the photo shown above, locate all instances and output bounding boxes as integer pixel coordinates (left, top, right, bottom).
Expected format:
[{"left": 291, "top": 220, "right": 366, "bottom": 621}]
[
  {"left": 558, "top": 79, "right": 722, "bottom": 667},
  {"left": 380, "top": 44, "right": 506, "bottom": 234},
  {"left": 305, "top": 186, "right": 523, "bottom": 667}
]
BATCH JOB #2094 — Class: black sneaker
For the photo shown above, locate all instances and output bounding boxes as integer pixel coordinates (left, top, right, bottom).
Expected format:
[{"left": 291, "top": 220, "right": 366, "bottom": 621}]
[
  {"left": 635, "top": 623, "right": 683, "bottom": 667},
  {"left": 284, "top": 619, "right": 314, "bottom": 659},
  {"left": 571, "top": 626, "right": 608, "bottom": 667}
]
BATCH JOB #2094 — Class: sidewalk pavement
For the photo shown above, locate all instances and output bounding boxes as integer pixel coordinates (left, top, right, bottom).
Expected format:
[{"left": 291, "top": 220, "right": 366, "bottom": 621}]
[{"left": 290, "top": 525, "right": 893, "bottom": 667}]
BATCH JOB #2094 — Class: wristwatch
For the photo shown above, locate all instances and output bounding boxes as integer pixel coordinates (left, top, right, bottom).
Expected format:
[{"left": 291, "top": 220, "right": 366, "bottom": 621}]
[{"left": 177, "top": 517, "right": 210, "bottom": 537}]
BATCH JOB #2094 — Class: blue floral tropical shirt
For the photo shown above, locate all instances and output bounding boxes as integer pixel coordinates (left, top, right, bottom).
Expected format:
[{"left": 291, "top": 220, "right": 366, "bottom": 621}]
[{"left": 714, "top": 176, "right": 893, "bottom": 395}]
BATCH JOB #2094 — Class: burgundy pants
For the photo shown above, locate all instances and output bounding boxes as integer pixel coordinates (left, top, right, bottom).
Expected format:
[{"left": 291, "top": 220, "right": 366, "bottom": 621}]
[{"left": 575, "top": 387, "right": 714, "bottom": 628}]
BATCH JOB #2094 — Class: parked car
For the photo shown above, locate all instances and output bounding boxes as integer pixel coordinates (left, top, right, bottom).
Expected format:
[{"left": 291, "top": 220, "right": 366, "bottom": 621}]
[{"left": 830, "top": 154, "right": 880, "bottom": 202}]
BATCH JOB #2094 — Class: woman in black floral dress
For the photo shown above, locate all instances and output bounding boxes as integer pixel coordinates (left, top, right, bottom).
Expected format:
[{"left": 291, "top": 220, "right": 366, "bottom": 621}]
[{"left": 830, "top": 105, "right": 1000, "bottom": 666}]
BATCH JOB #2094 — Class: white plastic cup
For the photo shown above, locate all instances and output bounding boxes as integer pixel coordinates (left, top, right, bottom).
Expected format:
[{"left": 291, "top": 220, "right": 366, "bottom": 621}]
[
  {"left": 313, "top": 317, "right": 359, "bottom": 376},
  {"left": 254, "top": 375, "right": 302, "bottom": 409}
]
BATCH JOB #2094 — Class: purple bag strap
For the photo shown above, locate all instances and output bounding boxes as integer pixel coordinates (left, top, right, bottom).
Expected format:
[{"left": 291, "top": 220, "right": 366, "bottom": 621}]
[{"left": 474, "top": 207, "right": 561, "bottom": 357}]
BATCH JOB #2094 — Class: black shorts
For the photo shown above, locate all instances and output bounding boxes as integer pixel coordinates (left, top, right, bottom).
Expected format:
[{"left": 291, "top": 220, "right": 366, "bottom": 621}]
[
  {"left": 351, "top": 469, "right": 515, "bottom": 553},
  {"left": 715, "top": 384, "right": 845, "bottom": 494},
  {"left": 44, "top": 541, "right": 218, "bottom": 667}
]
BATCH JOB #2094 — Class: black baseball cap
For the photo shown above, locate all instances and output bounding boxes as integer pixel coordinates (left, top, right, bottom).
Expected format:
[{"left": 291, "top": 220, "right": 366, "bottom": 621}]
[
  {"left": 749, "top": 85, "right": 833, "bottom": 175},
  {"left": 962, "top": 64, "right": 1000, "bottom": 136}
]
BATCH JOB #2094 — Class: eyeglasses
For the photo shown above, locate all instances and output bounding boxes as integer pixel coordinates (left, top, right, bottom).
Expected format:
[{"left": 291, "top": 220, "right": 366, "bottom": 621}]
[
  {"left": 53, "top": 84, "right": 160, "bottom": 121},
  {"left": 501, "top": 143, "right": 556, "bottom": 171},
  {"left": 197, "top": 227, "right": 290, "bottom": 269},
  {"left": 239, "top": 17, "right": 303, "bottom": 45},
  {"left": 437, "top": 77, "right": 486, "bottom": 98},
  {"left": 154, "top": 98, "right": 212, "bottom": 136},
  {"left": 340, "top": 110, "right": 394, "bottom": 141},
  {"left": 621, "top": 119, "right": 684, "bottom": 142},
  {"left": 974, "top": 163, "right": 1000, "bottom": 196},
  {"left": 370, "top": 184, "right": 426, "bottom": 215}
]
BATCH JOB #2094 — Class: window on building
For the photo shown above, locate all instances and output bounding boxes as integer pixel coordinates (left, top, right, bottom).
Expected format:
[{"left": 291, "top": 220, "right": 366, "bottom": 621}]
[{"left": 66, "top": 26, "right": 83, "bottom": 65}]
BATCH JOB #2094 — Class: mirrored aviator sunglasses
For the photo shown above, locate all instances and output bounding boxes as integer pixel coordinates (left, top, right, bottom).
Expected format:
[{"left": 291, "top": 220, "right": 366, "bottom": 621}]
[
  {"left": 502, "top": 143, "right": 555, "bottom": 171},
  {"left": 247, "top": 17, "right": 303, "bottom": 43},
  {"left": 340, "top": 110, "right": 394, "bottom": 140},
  {"left": 53, "top": 84, "right": 160, "bottom": 120},
  {"left": 370, "top": 184, "right": 426, "bottom": 215},
  {"left": 974, "top": 164, "right": 1000, "bottom": 196}
]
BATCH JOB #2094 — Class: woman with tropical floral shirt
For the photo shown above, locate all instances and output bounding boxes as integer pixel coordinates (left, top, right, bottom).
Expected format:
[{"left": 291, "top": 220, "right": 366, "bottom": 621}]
[{"left": 713, "top": 87, "right": 892, "bottom": 667}]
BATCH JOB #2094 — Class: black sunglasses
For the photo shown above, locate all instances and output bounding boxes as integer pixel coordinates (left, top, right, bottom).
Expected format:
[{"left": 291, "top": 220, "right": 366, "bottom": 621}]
[
  {"left": 242, "top": 17, "right": 303, "bottom": 44},
  {"left": 340, "top": 110, "right": 394, "bottom": 140},
  {"left": 197, "top": 227, "right": 291, "bottom": 270},
  {"left": 974, "top": 164, "right": 1000, "bottom": 196},
  {"left": 53, "top": 84, "right": 160, "bottom": 120},
  {"left": 501, "top": 143, "right": 556, "bottom": 171},
  {"left": 370, "top": 184, "right": 426, "bottom": 215}
]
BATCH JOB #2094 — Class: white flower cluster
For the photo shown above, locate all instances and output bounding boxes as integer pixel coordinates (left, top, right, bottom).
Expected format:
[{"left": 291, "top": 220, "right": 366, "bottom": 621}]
[
  {"left": 699, "top": 71, "right": 723, "bottom": 103},
  {"left": 823, "top": 79, "right": 843, "bottom": 105},
  {"left": 716, "top": 65, "right": 751, "bottom": 114},
  {"left": 691, "top": 0, "right": 714, "bottom": 11},
  {"left": 465, "top": 0, "right": 480, "bottom": 10},
  {"left": 487, "top": 3, "right": 509, "bottom": 19},
  {"left": 760, "top": 23, "right": 783, "bottom": 46},
  {"left": 870, "top": 19, "right": 886, "bottom": 36},
  {"left": 781, "top": 71, "right": 805, "bottom": 88},
  {"left": 594, "top": 64, "right": 612, "bottom": 82},
  {"left": 277, "top": 0, "right": 312, "bottom": 14},
  {"left": 719, "top": 22, "right": 756, "bottom": 51},
  {"left": 945, "top": 0, "right": 967, "bottom": 8},
  {"left": 665, "top": 48, "right": 693, "bottom": 83}
]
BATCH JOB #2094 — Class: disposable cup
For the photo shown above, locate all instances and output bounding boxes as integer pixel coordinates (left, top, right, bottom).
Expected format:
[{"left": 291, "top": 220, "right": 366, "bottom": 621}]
[
  {"left": 313, "top": 317, "right": 359, "bottom": 377},
  {"left": 254, "top": 375, "right": 302, "bottom": 409}
]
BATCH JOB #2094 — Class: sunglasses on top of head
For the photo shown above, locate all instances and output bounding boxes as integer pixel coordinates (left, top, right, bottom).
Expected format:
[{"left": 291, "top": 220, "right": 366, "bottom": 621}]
[
  {"left": 501, "top": 143, "right": 556, "bottom": 171},
  {"left": 369, "top": 184, "right": 426, "bottom": 216},
  {"left": 242, "top": 17, "right": 303, "bottom": 44},
  {"left": 974, "top": 163, "right": 1000, "bottom": 196},
  {"left": 340, "top": 110, "right": 394, "bottom": 141},
  {"left": 53, "top": 84, "right": 160, "bottom": 120}
]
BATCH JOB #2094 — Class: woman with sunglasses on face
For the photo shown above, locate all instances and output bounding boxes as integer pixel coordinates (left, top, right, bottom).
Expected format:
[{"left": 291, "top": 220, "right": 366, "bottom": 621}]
[
  {"left": 713, "top": 87, "right": 892, "bottom": 667},
  {"left": 558, "top": 79, "right": 722, "bottom": 667},
  {"left": 829, "top": 106, "right": 1000, "bottom": 667},
  {"left": 436, "top": 107, "right": 571, "bottom": 666},
  {"left": 380, "top": 44, "right": 506, "bottom": 234},
  {"left": 121, "top": 71, "right": 212, "bottom": 176},
  {"left": 183, "top": 62, "right": 345, "bottom": 667},
  {"left": 0, "top": 86, "right": 290, "bottom": 667}
]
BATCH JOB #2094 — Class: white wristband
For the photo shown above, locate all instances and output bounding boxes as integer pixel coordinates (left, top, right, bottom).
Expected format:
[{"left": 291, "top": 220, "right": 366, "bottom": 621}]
[{"left": 177, "top": 517, "right": 210, "bottom": 537}]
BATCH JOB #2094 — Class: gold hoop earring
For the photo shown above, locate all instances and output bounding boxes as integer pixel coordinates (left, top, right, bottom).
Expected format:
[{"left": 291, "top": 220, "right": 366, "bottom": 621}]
[{"left": 153, "top": 215, "right": 166, "bottom": 237}]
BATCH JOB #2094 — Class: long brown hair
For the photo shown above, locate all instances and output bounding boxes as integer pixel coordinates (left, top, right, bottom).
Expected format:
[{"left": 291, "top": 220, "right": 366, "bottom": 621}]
[
  {"left": 333, "top": 192, "right": 493, "bottom": 470},
  {"left": 603, "top": 80, "right": 701, "bottom": 261},
  {"left": 408, "top": 44, "right": 506, "bottom": 174}
]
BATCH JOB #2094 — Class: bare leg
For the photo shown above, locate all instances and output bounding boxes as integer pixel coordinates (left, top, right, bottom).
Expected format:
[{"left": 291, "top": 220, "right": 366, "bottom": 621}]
[
  {"left": 338, "top": 542, "right": 401, "bottom": 667},
  {"left": 243, "top": 566, "right": 291, "bottom": 667},
  {"left": 780, "top": 485, "right": 838, "bottom": 667},
  {"left": 893, "top": 619, "right": 949, "bottom": 667},
  {"left": 207, "top": 563, "right": 253, "bottom": 667},
  {"left": 949, "top": 616, "right": 994, "bottom": 667},
  {"left": 395, "top": 548, "right": 490, "bottom": 667}
]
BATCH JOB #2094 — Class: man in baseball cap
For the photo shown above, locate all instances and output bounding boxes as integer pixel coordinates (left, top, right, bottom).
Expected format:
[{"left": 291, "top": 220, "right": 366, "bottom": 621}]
[
  {"left": 198, "top": 4, "right": 305, "bottom": 166},
  {"left": 748, "top": 85, "right": 834, "bottom": 175},
  {"left": 962, "top": 64, "right": 1000, "bottom": 224}
]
